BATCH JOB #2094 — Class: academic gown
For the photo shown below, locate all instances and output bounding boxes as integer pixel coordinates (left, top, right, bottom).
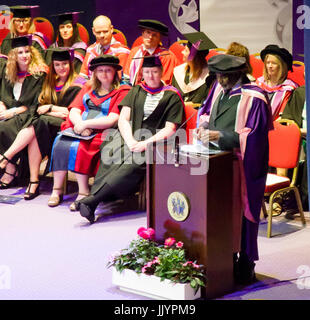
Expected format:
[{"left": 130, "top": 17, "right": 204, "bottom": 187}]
[
  {"left": 30, "top": 78, "right": 85, "bottom": 161},
  {"left": 90, "top": 83, "right": 185, "bottom": 198},
  {"left": 50, "top": 84, "right": 130, "bottom": 177},
  {"left": 0, "top": 72, "right": 46, "bottom": 181},
  {"left": 198, "top": 81, "right": 272, "bottom": 261},
  {"left": 172, "top": 63, "right": 211, "bottom": 105}
]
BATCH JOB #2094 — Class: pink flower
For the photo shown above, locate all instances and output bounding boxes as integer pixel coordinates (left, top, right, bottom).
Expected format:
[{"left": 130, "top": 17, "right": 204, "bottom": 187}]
[
  {"left": 176, "top": 241, "right": 183, "bottom": 248},
  {"left": 164, "top": 237, "right": 176, "bottom": 247},
  {"left": 142, "top": 266, "right": 147, "bottom": 273},
  {"left": 152, "top": 256, "right": 160, "bottom": 264},
  {"left": 137, "top": 227, "right": 155, "bottom": 240},
  {"left": 182, "top": 261, "right": 193, "bottom": 267},
  {"left": 146, "top": 261, "right": 153, "bottom": 268}
]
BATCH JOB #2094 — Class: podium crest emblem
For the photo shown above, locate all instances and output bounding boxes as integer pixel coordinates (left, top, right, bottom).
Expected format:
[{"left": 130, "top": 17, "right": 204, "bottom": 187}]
[{"left": 167, "top": 192, "right": 190, "bottom": 221}]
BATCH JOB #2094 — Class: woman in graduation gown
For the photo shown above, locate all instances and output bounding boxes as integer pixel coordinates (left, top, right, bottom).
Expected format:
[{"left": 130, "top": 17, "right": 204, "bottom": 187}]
[
  {"left": 46, "top": 12, "right": 87, "bottom": 73},
  {"left": 0, "top": 6, "right": 48, "bottom": 57},
  {"left": 78, "top": 55, "right": 185, "bottom": 223},
  {"left": 256, "top": 44, "right": 298, "bottom": 120},
  {"left": 0, "top": 36, "right": 48, "bottom": 189},
  {"left": 0, "top": 48, "right": 84, "bottom": 198},
  {"left": 172, "top": 32, "right": 215, "bottom": 106},
  {"left": 48, "top": 55, "right": 130, "bottom": 210}
]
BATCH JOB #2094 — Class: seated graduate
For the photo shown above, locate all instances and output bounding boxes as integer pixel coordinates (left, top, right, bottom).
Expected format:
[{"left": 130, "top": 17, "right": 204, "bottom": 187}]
[
  {"left": 1, "top": 6, "right": 48, "bottom": 57},
  {"left": 172, "top": 31, "right": 216, "bottom": 107},
  {"left": 196, "top": 54, "right": 272, "bottom": 285},
  {"left": 48, "top": 55, "right": 130, "bottom": 210},
  {"left": 0, "top": 36, "right": 48, "bottom": 189},
  {"left": 256, "top": 44, "right": 298, "bottom": 120},
  {"left": 46, "top": 12, "right": 87, "bottom": 73},
  {"left": 0, "top": 48, "right": 84, "bottom": 199},
  {"left": 77, "top": 55, "right": 184, "bottom": 223}
]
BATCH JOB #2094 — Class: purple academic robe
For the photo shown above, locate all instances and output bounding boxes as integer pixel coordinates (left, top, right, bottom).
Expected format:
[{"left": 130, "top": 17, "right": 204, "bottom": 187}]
[{"left": 198, "top": 82, "right": 272, "bottom": 261}]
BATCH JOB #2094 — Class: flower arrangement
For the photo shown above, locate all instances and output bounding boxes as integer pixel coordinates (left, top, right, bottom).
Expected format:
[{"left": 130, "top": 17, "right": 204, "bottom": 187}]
[{"left": 107, "top": 227, "right": 206, "bottom": 293}]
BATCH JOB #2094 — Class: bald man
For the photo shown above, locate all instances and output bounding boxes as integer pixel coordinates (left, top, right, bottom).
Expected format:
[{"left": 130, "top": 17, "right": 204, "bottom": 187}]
[{"left": 79, "top": 15, "right": 130, "bottom": 79}]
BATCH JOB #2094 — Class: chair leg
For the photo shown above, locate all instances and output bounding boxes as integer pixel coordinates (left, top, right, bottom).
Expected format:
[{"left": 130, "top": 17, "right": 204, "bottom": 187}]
[
  {"left": 293, "top": 186, "right": 306, "bottom": 226},
  {"left": 267, "top": 194, "right": 276, "bottom": 238}
]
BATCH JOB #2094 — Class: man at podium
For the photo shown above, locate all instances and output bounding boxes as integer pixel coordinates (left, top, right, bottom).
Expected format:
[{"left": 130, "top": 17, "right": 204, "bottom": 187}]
[{"left": 196, "top": 54, "right": 272, "bottom": 284}]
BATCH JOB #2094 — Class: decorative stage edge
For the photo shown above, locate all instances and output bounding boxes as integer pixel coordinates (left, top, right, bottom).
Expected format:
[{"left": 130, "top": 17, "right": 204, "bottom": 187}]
[{"left": 112, "top": 267, "right": 201, "bottom": 300}]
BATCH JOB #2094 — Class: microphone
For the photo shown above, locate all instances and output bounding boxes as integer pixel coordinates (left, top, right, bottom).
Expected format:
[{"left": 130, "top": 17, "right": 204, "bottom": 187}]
[{"left": 174, "top": 135, "right": 180, "bottom": 167}]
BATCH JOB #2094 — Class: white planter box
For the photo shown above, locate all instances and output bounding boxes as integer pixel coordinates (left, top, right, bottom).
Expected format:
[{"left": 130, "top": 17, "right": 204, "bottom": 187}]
[{"left": 112, "top": 267, "right": 201, "bottom": 300}]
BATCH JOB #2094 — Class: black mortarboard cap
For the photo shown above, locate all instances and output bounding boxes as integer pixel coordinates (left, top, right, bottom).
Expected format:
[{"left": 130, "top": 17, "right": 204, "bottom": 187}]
[
  {"left": 53, "top": 12, "right": 82, "bottom": 25},
  {"left": 260, "top": 44, "right": 293, "bottom": 72},
  {"left": 89, "top": 54, "right": 122, "bottom": 71},
  {"left": 11, "top": 35, "right": 32, "bottom": 49},
  {"left": 11, "top": 5, "right": 39, "bottom": 18},
  {"left": 142, "top": 55, "right": 163, "bottom": 68},
  {"left": 47, "top": 47, "right": 73, "bottom": 61},
  {"left": 208, "top": 54, "right": 247, "bottom": 74},
  {"left": 183, "top": 32, "right": 217, "bottom": 51},
  {"left": 138, "top": 19, "right": 168, "bottom": 36}
]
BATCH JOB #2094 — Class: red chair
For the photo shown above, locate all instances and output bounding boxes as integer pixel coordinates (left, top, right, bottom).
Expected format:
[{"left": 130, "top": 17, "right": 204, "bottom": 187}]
[
  {"left": 205, "top": 49, "right": 221, "bottom": 62},
  {"left": 33, "top": 17, "right": 54, "bottom": 44},
  {"left": 169, "top": 40, "right": 187, "bottom": 65},
  {"left": 262, "top": 119, "right": 306, "bottom": 237},
  {"left": 77, "top": 23, "right": 89, "bottom": 45},
  {"left": 0, "top": 11, "right": 12, "bottom": 45},
  {"left": 184, "top": 103, "right": 198, "bottom": 144},
  {"left": 249, "top": 54, "right": 264, "bottom": 79},
  {"left": 287, "top": 62, "right": 305, "bottom": 86},
  {"left": 131, "top": 35, "right": 143, "bottom": 49},
  {"left": 113, "top": 28, "right": 127, "bottom": 46}
]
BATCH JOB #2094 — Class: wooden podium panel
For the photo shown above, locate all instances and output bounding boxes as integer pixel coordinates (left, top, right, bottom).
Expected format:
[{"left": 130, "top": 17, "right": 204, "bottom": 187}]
[{"left": 147, "top": 145, "right": 234, "bottom": 299}]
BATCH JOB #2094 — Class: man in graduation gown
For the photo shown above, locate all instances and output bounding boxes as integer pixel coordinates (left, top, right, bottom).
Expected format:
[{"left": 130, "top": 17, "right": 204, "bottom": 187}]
[
  {"left": 196, "top": 54, "right": 272, "bottom": 284},
  {"left": 123, "top": 19, "right": 178, "bottom": 85},
  {"left": 79, "top": 15, "right": 130, "bottom": 79}
]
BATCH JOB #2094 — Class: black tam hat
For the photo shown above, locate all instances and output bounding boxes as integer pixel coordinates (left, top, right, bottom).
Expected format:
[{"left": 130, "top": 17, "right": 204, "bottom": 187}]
[
  {"left": 89, "top": 54, "right": 122, "bottom": 71},
  {"left": 138, "top": 19, "right": 168, "bottom": 36},
  {"left": 260, "top": 44, "right": 293, "bottom": 72}
]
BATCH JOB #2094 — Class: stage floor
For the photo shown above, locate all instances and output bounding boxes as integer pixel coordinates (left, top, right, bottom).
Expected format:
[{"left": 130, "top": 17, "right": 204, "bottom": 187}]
[{"left": 0, "top": 179, "right": 310, "bottom": 300}]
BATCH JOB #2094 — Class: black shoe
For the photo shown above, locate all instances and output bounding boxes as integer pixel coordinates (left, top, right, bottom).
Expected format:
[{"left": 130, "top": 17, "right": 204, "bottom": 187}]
[
  {"left": 0, "top": 169, "right": 18, "bottom": 189},
  {"left": 236, "top": 255, "right": 257, "bottom": 285},
  {"left": 24, "top": 181, "right": 40, "bottom": 200},
  {"left": 79, "top": 203, "right": 95, "bottom": 223}
]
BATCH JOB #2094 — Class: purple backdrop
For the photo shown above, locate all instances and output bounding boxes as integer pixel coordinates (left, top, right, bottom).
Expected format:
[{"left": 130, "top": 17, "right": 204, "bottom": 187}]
[
  {"left": 293, "top": 0, "right": 305, "bottom": 61},
  {"left": 95, "top": 0, "right": 200, "bottom": 48}
]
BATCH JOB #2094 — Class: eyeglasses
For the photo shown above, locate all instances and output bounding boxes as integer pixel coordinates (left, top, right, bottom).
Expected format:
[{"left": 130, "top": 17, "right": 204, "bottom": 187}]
[{"left": 14, "top": 18, "right": 31, "bottom": 25}]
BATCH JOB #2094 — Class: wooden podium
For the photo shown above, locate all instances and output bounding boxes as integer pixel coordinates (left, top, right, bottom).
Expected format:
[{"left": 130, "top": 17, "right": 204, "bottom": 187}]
[{"left": 147, "top": 143, "right": 234, "bottom": 299}]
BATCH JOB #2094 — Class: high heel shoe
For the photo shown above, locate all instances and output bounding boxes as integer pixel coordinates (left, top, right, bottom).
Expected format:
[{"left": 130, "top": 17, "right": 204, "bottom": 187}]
[
  {"left": 0, "top": 166, "right": 18, "bottom": 190},
  {"left": 69, "top": 192, "right": 90, "bottom": 212},
  {"left": 47, "top": 187, "right": 63, "bottom": 207},
  {"left": 0, "top": 154, "right": 11, "bottom": 175},
  {"left": 24, "top": 181, "right": 40, "bottom": 200}
]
